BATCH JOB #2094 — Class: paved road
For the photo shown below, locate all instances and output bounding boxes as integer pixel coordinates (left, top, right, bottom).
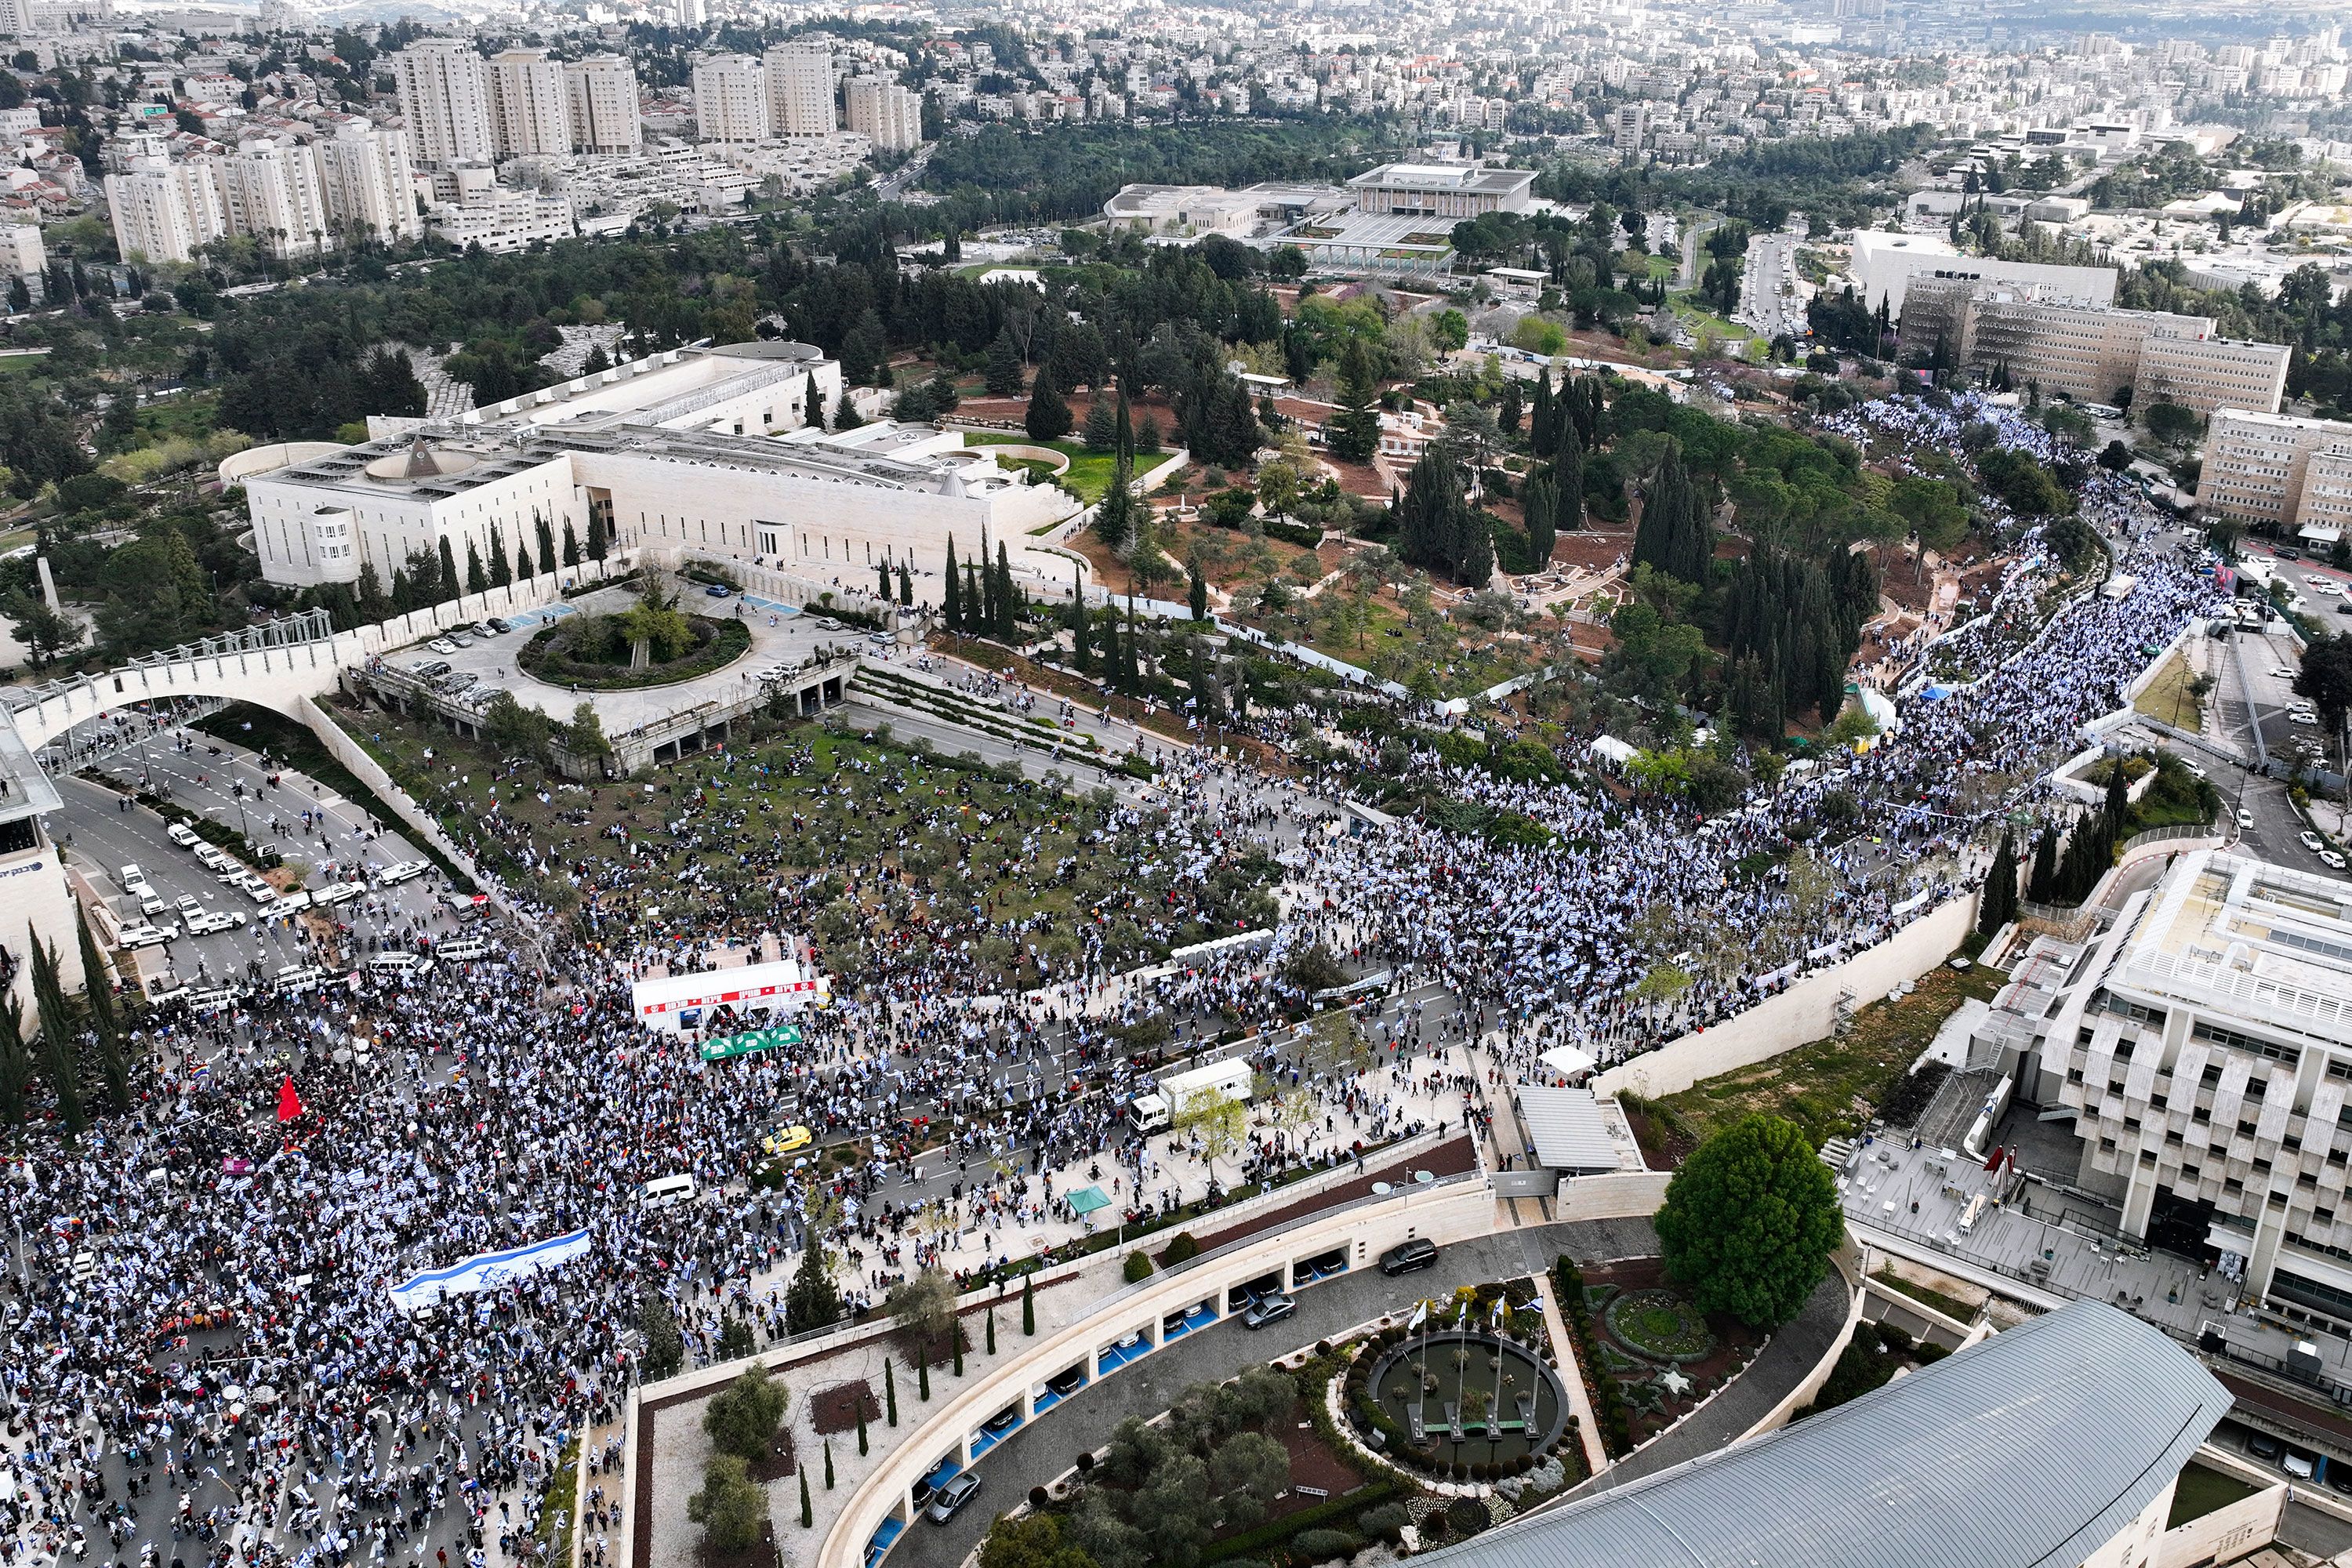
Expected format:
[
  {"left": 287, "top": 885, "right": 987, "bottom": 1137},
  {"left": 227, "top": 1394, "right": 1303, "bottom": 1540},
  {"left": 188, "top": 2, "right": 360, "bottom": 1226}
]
[{"left": 891, "top": 1216, "right": 1824, "bottom": 1568}]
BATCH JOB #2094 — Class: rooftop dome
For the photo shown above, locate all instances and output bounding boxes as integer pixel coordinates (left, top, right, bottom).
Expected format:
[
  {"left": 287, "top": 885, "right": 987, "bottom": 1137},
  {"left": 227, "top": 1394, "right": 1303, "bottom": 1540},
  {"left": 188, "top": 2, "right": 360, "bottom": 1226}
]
[{"left": 364, "top": 437, "right": 477, "bottom": 482}]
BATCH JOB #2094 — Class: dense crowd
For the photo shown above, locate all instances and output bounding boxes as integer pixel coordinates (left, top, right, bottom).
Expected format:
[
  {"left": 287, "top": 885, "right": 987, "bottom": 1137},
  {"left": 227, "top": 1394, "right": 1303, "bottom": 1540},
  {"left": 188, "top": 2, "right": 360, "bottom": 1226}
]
[{"left": 0, "top": 393, "right": 2220, "bottom": 1568}]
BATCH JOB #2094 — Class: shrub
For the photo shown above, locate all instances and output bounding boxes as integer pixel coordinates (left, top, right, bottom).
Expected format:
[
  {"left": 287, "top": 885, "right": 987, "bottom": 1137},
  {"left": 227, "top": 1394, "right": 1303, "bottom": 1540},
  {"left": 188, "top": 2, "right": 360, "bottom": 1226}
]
[
  {"left": 1514, "top": 1453, "right": 1533, "bottom": 1474},
  {"left": 1163, "top": 1232, "right": 1201, "bottom": 1265},
  {"left": 702, "top": 1363, "right": 789, "bottom": 1464},
  {"left": 1075, "top": 1451, "right": 1095, "bottom": 1472},
  {"left": 1029, "top": 1486, "right": 1048, "bottom": 1508},
  {"left": 1315, "top": 1340, "right": 1331, "bottom": 1357},
  {"left": 1289, "top": 1529, "right": 1359, "bottom": 1563},
  {"left": 1445, "top": 1497, "right": 1490, "bottom": 1537},
  {"left": 1356, "top": 1504, "right": 1411, "bottom": 1544},
  {"left": 1123, "top": 1250, "right": 1155, "bottom": 1283}
]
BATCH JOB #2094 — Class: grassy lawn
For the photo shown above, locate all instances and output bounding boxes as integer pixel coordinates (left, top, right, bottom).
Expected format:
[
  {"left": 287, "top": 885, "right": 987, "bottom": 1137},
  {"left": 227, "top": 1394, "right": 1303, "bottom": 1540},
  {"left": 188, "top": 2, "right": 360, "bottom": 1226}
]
[
  {"left": 1871, "top": 1266, "right": 1978, "bottom": 1325},
  {"left": 1667, "top": 292, "right": 1747, "bottom": 341},
  {"left": 1652, "top": 960, "right": 2005, "bottom": 1149},
  {"left": 964, "top": 434, "right": 1125, "bottom": 503},
  {"left": 2165, "top": 1463, "right": 2259, "bottom": 1530},
  {"left": 2132, "top": 648, "right": 2204, "bottom": 730},
  {"left": 322, "top": 703, "right": 1274, "bottom": 988},
  {"left": 0, "top": 351, "right": 49, "bottom": 379},
  {"left": 135, "top": 391, "right": 221, "bottom": 444}
]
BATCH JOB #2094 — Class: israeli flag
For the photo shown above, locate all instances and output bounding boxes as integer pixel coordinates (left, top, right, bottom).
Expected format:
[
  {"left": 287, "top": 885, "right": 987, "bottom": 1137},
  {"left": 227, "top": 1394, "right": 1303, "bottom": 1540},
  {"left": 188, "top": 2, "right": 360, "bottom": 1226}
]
[{"left": 388, "top": 1229, "right": 593, "bottom": 1312}]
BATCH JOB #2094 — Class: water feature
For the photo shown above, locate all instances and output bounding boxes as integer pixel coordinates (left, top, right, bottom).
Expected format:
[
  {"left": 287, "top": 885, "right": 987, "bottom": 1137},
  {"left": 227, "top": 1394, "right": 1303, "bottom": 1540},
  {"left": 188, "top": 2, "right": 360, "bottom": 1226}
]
[{"left": 1366, "top": 1330, "right": 1569, "bottom": 1465}]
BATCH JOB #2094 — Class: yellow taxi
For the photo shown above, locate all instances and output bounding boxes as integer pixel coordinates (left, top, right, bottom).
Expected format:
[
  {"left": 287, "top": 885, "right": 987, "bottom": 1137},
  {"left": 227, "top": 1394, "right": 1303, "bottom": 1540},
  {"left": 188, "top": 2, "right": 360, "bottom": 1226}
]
[{"left": 760, "top": 1123, "right": 815, "bottom": 1157}]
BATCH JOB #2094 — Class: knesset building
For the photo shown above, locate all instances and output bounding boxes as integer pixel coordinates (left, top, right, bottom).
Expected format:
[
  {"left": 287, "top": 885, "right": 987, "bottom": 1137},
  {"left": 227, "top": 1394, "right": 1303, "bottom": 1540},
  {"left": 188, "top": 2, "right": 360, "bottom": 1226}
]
[{"left": 237, "top": 340, "right": 1087, "bottom": 602}]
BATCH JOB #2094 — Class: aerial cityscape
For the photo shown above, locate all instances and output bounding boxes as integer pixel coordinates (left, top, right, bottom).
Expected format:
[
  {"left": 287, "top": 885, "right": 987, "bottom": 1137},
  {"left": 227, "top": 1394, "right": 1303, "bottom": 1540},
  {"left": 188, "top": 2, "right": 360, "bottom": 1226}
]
[{"left": 2, "top": 0, "right": 2351, "bottom": 1563}]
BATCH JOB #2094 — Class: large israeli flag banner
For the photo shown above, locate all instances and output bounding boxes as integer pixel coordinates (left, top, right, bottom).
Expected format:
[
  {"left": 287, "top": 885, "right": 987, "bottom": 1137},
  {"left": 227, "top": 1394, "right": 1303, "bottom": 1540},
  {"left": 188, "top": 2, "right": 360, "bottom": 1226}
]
[{"left": 388, "top": 1229, "right": 593, "bottom": 1312}]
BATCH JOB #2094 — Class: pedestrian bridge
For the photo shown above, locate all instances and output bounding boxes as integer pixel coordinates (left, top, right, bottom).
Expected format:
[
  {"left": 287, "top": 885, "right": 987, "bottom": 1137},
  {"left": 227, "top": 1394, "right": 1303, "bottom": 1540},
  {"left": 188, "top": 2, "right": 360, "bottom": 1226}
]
[{"left": 2, "top": 564, "right": 621, "bottom": 757}]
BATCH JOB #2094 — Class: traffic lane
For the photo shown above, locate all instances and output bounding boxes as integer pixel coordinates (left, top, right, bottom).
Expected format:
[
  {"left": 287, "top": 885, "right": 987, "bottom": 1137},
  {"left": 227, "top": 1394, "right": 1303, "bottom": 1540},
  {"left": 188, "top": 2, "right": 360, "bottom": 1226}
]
[
  {"left": 892, "top": 1227, "right": 1549, "bottom": 1568},
  {"left": 57, "top": 777, "right": 292, "bottom": 967}
]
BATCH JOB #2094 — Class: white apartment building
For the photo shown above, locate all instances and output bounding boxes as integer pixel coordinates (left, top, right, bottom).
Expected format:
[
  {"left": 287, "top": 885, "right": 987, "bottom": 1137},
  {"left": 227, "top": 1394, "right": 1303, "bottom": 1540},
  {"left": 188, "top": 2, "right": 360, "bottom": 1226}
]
[
  {"left": 312, "top": 116, "right": 420, "bottom": 245},
  {"left": 394, "top": 38, "right": 495, "bottom": 171},
  {"left": 764, "top": 41, "right": 836, "bottom": 136},
  {"left": 0, "top": 224, "right": 45, "bottom": 282},
  {"left": 240, "top": 343, "right": 1076, "bottom": 603},
  {"left": 488, "top": 48, "right": 571, "bottom": 160},
  {"left": 105, "top": 150, "right": 228, "bottom": 263},
  {"left": 2198, "top": 409, "right": 2352, "bottom": 538},
  {"left": 691, "top": 54, "right": 769, "bottom": 143},
  {"left": 843, "top": 76, "right": 920, "bottom": 152},
  {"left": 218, "top": 134, "right": 329, "bottom": 256},
  {"left": 1981, "top": 851, "right": 2352, "bottom": 1322},
  {"left": 565, "top": 55, "right": 641, "bottom": 155},
  {"left": 428, "top": 181, "right": 575, "bottom": 253}
]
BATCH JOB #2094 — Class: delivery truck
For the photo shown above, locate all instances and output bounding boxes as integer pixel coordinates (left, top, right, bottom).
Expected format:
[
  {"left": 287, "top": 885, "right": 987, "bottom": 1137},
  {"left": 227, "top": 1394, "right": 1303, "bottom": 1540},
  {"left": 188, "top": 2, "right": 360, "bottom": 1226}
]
[{"left": 1127, "top": 1056, "right": 1257, "bottom": 1137}]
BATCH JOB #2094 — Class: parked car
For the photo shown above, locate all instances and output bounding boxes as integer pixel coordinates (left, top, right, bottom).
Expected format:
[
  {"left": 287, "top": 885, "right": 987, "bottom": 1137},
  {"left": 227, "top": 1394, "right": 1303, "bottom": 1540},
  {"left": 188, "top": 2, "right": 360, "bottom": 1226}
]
[
  {"left": 2237, "top": 808, "right": 2255, "bottom": 829},
  {"left": 118, "top": 924, "right": 178, "bottom": 949},
  {"left": 166, "top": 822, "right": 201, "bottom": 848},
  {"left": 378, "top": 858, "right": 432, "bottom": 886},
  {"left": 1242, "top": 1293, "right": 1297, "bottom": 1330},
  {"left": 2302, "top": 832, "right": 2326, "bottom": 851},
  {"left": 703, "top": 582, "right": 734, "bottom": 597},
  {"left": 2247, "top": 1431, "right": 2284, "bottom": 1463},
  {"left": 925, "top": 1474, "right": 981, "bottom": 1525},
  {"left": 982, "top": 1407, "right": 1020, "bottom": 1436},
  {"left": 426, "top": 640, "right": 459, "bottom": 656},
  {"left": 2321, "top": 850, "right": 2347, "bottom": 871},
  {"left": 1379, "top": 1239, "right": 1439, "bottom": 1276},
  {"left": 1045, "top": 1365, "right": 1086, "bottom": 1396}
]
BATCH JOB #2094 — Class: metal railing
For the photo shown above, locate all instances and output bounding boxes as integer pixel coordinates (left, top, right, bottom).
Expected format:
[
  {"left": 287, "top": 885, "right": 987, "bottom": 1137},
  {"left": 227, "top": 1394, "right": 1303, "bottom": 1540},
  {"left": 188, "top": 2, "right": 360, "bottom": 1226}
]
[{"left": 5, "top": 608, "right": 339, "bottom": 711}]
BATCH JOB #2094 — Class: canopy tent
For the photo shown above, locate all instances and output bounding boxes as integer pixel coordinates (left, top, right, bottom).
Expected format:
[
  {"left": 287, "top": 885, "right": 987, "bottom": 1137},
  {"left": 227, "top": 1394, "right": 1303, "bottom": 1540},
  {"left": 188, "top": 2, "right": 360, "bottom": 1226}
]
[
  {"left": 1537, "top": 1044, "right": 1597, "bottom": 1080},
  {"left": 1516, "top": 1086, "right": 1621, "bottom": 1176},
  {"left": 1067, "top": 1185, "right": 1113, "bottom": 1215},
  {"left": 1589, "top": 735, "right": 1639, "bottom": 768}
]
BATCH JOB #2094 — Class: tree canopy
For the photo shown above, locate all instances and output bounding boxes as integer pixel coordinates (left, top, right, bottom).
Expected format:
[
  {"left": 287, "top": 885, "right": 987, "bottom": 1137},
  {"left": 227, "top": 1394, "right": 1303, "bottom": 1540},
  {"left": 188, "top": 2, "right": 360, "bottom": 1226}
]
[{"left": 1654, "top": 1112, "right": 1845, "bottom": 1328}]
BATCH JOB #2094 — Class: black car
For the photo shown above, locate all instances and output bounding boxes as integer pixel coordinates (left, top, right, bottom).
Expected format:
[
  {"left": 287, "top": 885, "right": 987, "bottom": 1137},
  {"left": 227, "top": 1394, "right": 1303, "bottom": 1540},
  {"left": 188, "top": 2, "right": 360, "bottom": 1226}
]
[
  {"left": 1380, "top": 1239, "right": 1439, "bottom": 1276},
  {"left": 1046, "top": 1365, "right": 1086, "bottom": 1396},
  {"left": 2247, "top": 1431, "right": 2284, "bottom": 1463},
  {"left": 982, "top": 1406, "right": 1020, "bottom": 1436}
]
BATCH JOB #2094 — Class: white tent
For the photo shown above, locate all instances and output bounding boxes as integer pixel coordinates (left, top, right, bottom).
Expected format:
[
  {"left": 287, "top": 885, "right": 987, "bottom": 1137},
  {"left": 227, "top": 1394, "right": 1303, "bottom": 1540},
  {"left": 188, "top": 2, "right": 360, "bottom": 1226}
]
[
  {"left": 1590, "top": 735, "right": 1639, "bottom": 768},
  {"left": 1538, "top": 1044, "right": 1597, "bottom": 1079}
]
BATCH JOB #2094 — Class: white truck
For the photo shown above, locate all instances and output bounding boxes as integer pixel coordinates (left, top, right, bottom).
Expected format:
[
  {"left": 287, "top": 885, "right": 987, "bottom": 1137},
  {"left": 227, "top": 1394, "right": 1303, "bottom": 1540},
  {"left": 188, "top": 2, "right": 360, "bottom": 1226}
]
[{"left": 1127, "top": 1056, "right": 1257, "bottom": 1138}]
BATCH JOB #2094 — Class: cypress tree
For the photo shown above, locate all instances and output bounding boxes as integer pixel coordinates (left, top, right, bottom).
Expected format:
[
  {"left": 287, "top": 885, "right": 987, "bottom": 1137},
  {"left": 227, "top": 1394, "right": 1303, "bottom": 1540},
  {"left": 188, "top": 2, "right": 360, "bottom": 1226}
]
[
  {"left": 942, "top": 535, "right": 961, "bottom": 629},
  {"left": 488, "top": 524, "right": 512, "bottom": 589},
  {"left": 917, "top": 1356, "right": 931, "bottom": 1401},
  {"left": 1098, "top": 612, "right": 1120, "bottom": 690},
  {"left": 2027, "top": 823, "right": 2060, "bottom": 904},
  {"left": 1523, "top": 474, "right": 1556, "bottom": 567},
  {"left": 799, "top": 1468, "right": 812, "bottom": 1528},
  {"left": 1556, "top": 430, "right": 1584, "bottom": 531},
  {"left": 953, "top": 1326, "right": 964, "bottom": 1377},
  {"left": 966, "top": 562, "right": 985, "bottom": 633},
  {"left": 563, "top": 520, "right": 582, "bottom": 568},
  {"left": 0, "top": 996, "right": 31, "bottom": 1134},
  {"left": 514, "top": 537, "right": 534, "bottom": 582},
  {"left": 877, "top": 562, "right": 892, "bottom": 601},
  {"left": 1022, "top": 1270, "right": 1036, "bottom": 1334},
  {"left": 824, "top": 1440, "right": 834, "bottom": 1490},
  {"left": 31, "top": 930, "right": 84, "bottom": 1139},
  {"left": 898, "top": 560, "right": 913, "bottom": 606},
  {"left": 1188, "top": 560, "right": 1208, "bottom": 622},
  {"left": 1530, "top": 369, "right": 1556, "bottom": 457},
  {"left": 2103, "top": 756, "right": 2131, "bottom": 831},
  {"left": 1072, "top": 570, "right": 1093, "bottom": 673},
  {"left": 1979, "top": 829, "right": 2019, "bottom": 939},
  {"left": 985, "top": 1307, "right": 996, "bottom": 1356},
  {"left": 76, "top": 911, "right": 129, "bottom": 1113},
  {"left": 438, "top": 537, "right": 461, "bottom": 601},
  {"left": 884, "top": 1357, "right": 898, "bottom": 1426},
  {"left": 857, "top": 1404, "right": 869, "bottom": 1457},
  {"left": 996, "top": 542, "right": 1017, "bottom": 639},
  {"left": 978, "top": 528, "right": 996, "bottom": 630},
  {"left": 535, "top": 511, "right": 557, "bottom": 572}
]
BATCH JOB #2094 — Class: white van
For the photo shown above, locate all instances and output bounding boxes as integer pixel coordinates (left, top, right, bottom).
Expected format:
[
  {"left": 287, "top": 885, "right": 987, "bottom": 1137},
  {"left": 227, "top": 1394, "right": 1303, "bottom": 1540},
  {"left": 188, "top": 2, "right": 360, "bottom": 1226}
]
[
  {"left": 635, "top": 1174, "right": 699, "bottom": 1210},
  {"left": 166, "top": 822, "right": 201, "bottom": 848},
  {"left": 436, "top": 938, "right": 495, "bottom": 962},
  {"left": 368, "top": 951, "right": 430, "bottom": 975}
]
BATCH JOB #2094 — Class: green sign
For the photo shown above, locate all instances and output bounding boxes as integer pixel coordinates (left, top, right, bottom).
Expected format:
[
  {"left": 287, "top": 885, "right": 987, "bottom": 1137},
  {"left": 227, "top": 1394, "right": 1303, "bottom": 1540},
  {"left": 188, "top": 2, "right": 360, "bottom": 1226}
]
[{"left": 699, "top": 1025, "right": 804, "bottom": 1062}]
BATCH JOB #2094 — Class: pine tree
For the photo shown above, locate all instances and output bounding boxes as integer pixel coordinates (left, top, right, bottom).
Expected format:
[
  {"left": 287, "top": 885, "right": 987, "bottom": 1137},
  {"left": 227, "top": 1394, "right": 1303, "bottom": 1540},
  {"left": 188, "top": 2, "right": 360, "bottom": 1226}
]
[
  {"left": 985, "top": 328, "right": 1024, "bottom": 397},
  {"left": 31, "top": 930, "right": 84, "bottom": 1139},
  {"left": 942, "top": 535, "right": 961, "bottom": 629},
  {"left": 1083, "top": 399, "right": 1117, "bottom": 452},
  {"left": 76, "top": 911, "right": 129, "bottom": 1113},
  {"left": 1329, "top": 337, "right": 1381, "bottom": 464},
  {"left": 1025, "top": 376, "right": 1071, "bottom": 441},
  {"left": 1188, "top": 560, "right": 1208, "bottom": 622},
  {"left": 1979, "top": 828, "right": 2020, "bottom": 939}
]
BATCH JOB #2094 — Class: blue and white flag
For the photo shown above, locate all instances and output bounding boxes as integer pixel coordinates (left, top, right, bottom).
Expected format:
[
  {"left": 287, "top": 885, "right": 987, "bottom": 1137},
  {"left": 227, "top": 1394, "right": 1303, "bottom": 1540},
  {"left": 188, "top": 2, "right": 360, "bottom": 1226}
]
[{"left": 388, "top": 1229, "right": 593, "bottom": 1312}]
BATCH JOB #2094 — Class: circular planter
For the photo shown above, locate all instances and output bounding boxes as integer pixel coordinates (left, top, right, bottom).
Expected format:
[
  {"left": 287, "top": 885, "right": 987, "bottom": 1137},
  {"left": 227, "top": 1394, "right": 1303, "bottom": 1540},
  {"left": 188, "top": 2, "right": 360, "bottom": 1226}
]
[
  {"left": 1359, "top": 1330, "right": 1570, "bottom": 1470},
  {"left": 1604, "top": 1290, "right": 1716, "bottom": 1364},
  {"left": 518, "top": 614, "right": 752, "bottom": 691}
]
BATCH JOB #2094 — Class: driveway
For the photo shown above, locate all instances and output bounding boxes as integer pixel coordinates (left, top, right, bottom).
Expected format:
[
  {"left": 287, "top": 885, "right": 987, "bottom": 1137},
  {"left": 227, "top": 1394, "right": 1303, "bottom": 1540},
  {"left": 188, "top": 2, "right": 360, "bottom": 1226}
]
[{"left": 887, "top": 1217, "right": 1842, "bottom": 1568}]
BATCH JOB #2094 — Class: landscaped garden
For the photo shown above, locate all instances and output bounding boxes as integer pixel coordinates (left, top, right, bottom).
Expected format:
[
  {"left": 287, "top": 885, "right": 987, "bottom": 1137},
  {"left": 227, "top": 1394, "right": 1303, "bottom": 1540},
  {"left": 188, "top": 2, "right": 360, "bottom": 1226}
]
[
  {"left": 1573, "top": 1257, "right": 1762, "bottom": 1448},
  {"left": 517, "top": 572, "right": 752, "bottom": 690}
]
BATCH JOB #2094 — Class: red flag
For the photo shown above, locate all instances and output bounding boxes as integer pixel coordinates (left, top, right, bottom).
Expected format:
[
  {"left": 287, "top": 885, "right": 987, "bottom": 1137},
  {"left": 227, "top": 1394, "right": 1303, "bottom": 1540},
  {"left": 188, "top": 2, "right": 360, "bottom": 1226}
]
[
  {"left": 1984, "top": 1142, "right": 2002, "bottom": 1172},
  {"left": 276, "top": 1076, "right": 303, "bottom": 1123}
]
